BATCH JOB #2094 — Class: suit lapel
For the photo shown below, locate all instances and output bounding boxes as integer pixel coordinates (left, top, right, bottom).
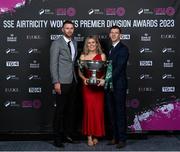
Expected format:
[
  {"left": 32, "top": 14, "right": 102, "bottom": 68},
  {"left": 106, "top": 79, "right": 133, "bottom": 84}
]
[
  {"left": 60, "top": 36, "right": 72, "bottom": 59},
  {"left": 112, "top": 41, "right": 122, "bottom": 55}
]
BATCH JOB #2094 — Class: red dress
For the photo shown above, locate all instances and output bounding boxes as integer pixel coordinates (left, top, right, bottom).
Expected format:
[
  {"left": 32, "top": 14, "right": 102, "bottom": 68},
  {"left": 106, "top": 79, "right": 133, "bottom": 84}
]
[{"left": 82, "top": 54, "right": 105, "bottom": 137}]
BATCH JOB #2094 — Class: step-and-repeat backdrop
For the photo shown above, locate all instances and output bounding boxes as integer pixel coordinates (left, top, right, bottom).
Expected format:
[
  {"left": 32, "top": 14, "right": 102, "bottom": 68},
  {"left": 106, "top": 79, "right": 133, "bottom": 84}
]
[{"left": 0, "top": 0, "right": 179, "bottom": 132}]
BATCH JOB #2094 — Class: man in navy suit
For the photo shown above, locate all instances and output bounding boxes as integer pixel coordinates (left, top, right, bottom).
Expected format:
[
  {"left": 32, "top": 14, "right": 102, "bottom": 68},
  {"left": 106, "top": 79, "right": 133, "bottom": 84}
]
[{"left": 99, "top": 26, "right": 129, "bottom": 148}]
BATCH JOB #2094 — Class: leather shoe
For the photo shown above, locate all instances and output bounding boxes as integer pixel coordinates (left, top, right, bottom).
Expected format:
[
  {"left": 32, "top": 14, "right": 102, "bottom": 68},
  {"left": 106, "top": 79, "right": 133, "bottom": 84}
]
[
  {"left": 64, "top": 136, "right": 79, "bottom": 144},
  {"left": 54, "top": 140, "right": 65, "bottom": 148},
  {"left": 116, "top": 141, "right": 126, "bottom": 149},
  {"left": 107, "top": 139, "right": 118, "bottom": 145}
]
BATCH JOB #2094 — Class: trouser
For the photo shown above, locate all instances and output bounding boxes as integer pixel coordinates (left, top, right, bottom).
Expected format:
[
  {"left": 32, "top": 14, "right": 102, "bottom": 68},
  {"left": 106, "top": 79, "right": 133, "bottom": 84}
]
[
  {"left": 105, "top": 88, "right": 127, "bottom": 142},
  {"left": 53, "top": 80, "right": 77, "bottom": 140}
]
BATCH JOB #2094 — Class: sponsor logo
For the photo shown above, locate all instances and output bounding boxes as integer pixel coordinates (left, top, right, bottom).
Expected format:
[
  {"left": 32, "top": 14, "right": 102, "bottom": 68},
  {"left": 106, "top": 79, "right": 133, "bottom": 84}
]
[
  {"left": 39, "top": 8, "right": 54, "bottom": 15},
  {"left": 139, "top": 61, "right": 153, "bottom": 66},
  {"left": 56, "top": 7, "right": 76, "bottom": 17},
  {"left": 88, "top": 8, "right": 103, "bottom": 15},
  {"left": 162, "top": 48, "right": 175, "bottom": 53},
  {"left": 162, "top": 87, "right": 175, "bottom": 92},
  {"left": 7, "top": 34, "right": 17, "bottom": 42},
  {"left": 28, "top": 75, "right": 41, "bottom": 80},
  {"left": 74, "top": 34, "right": 85, "bottom": 42},
  {"left": 5, "top": 88, "right": 19, "bottom": 93},
  {"left": 4, "top": 100, "right": 20, "bottom": 107},
  {"left": 139, "top": 74, "right": 152, "bottom": 80},
  {"left": 106, "top": 7, "right": 125, "bottom": 16},
  {"left": 26, "top": 35, "right": 41, "bottom": 40},
  {"left": 21, "top": 99, "right": 42, "bottom": 109},
  {"left": 138, "top": 87, "right": 153, "bottom": 92},
  {"left": 50, "top": 34, "right": 62, "bottom": 40},
  {"left": 106, "top": 8, "right": 116, "bottom": 15},
  {"left": 6, "top": 75, "right": 19, "bottom": 80},
  {"left": 28, "top": 48, "right": 41, "bottom": 54},
  {"left": 30, "top": 60, "right": 40, "bottom": 68},
  {"left": 163, "top": 60, "right": 173, "bottom": 68},
  {"left": 137, "top": 8, "right": 153, "bottom": 15},
  {"left": 162, "top": 74, "right": 175, "bottom": 80},
  {"left": 141, "top": 33, "right": 151, "bottom": 41},
  {"left": 98, "top": 35, "right": 108, "bottom": 40},
  {"left": 29, "top": 87, "right": 42, "bottom": 93},
  {"left": 116, "top": 7, "right": 126, "bottom": 16},
  {"left": 139, "top": 48, "right": 152, "bottom": 53},
  {"left": 138, "top": 7, "right": 175, "bottom": 16},
  {"left": 120, "top": 34, "right": 130, "bottom": 40},
  {"left": 56, "top": 8, "right": 66, "bottom": 15},
  {"left": 154, "top": 7, "right": 175, "bottom": 16},
  {"left": 66, "top": 7, "right": 76, "bottom": 17},
  {"left": 161, "top": 34, "right": 176, "bottom": 39},
  {"left": 6, "top": 61, "right": 19, "bottom": 67},
  {"left": 5, "top": 48, "right": 18, "bottom": 54}
]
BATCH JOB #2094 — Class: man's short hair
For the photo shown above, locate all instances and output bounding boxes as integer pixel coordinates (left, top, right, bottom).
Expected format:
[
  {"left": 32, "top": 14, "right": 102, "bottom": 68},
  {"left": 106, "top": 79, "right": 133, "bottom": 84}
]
[
  {"left": 63, "top": 20, "right": 75, "bottom": 27},
  {"left": 110, "top": 26, "right": 122, "bottom": 33}
]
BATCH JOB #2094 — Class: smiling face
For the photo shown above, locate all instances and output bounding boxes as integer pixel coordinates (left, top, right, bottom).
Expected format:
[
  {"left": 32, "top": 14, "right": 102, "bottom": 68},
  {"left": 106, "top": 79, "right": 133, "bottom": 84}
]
[
  {"left": 109, "top": 28, "right": 121, "bottom": 44},
  {"left": 83, "top": 36, "right": 102, "bottom": 55},
  {"left": 62, "top": 23, "right": 74, "bottom": 39},
  {"left": 87, "top": 38, "right": 97, "bottom": 52}
]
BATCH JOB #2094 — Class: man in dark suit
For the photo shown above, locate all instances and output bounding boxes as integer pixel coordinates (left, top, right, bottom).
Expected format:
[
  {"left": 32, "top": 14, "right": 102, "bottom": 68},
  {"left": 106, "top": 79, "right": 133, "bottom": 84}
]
[
  {"left": 50, "top": 20, "right": 78, "bottom": 147},
  {"left": 99, "top": 26, "right": 129, "bottom": 149}
]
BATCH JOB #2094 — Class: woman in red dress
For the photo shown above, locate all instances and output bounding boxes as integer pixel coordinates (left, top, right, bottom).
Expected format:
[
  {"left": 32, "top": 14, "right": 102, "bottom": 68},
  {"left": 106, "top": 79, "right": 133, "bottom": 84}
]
[{"left": 78, "top": 35, "right": 106, "bottom": 146}]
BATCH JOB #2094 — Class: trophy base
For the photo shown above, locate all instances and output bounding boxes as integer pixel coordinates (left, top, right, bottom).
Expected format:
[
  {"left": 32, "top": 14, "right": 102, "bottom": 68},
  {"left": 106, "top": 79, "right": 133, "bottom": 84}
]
[{"left": 86, "top": 79, "right": 100, "bottom": 85}]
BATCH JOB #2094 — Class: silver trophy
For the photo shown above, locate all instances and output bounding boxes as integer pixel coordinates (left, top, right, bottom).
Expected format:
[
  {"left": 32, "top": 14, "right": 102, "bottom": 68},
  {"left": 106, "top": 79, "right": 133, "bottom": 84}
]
[{"left": 78, "top": 60, "right": 106, "bottom": 85}]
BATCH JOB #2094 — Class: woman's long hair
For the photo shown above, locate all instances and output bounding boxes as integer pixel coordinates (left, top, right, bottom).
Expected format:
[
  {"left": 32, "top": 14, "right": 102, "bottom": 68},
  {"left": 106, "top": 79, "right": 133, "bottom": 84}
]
[{"left": 83, "top": 35, "right": 103, "bottom": 55}]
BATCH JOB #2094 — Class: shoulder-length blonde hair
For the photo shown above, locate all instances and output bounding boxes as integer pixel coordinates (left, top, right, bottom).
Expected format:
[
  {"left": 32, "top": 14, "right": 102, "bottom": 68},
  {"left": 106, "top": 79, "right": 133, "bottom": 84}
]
[{"left": 83, "top": 35, "right": 103, "bottom": 55}]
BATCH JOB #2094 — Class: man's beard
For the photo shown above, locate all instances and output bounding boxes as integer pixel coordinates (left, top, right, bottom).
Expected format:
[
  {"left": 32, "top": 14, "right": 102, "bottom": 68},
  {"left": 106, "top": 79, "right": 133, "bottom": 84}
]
[{"left": 64, "top": 33, "right": 73, "bottom": 38}]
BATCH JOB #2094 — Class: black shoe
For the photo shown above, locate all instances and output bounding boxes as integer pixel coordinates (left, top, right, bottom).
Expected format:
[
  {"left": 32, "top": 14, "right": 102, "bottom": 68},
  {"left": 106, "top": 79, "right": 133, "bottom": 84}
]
[
  {"left": 64, "top": 136, "right": 79, "bottom": 144},
  {"left": 107, "top": 139, "right": 118, "bottom": 145},
  {"left": 116, "top": 141, "right": 126, "bottom": 149},
  {"left": 54, "top": 140, "right": 65, "bottom": 148}
]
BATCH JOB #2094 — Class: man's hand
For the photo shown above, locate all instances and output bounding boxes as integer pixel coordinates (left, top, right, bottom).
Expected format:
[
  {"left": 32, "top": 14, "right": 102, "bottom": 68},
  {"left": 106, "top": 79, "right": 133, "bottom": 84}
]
[
  {"left": 54, "top": 82, "right": 61, "bottom": 94},
  {"left": 97, "top": 79, "right": 105, "bottom": 86}
]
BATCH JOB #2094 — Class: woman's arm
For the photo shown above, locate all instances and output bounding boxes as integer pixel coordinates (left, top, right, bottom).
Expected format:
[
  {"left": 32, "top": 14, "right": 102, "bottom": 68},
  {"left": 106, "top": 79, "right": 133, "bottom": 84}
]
[
  {"left": 101, "top": 53, "right": 106, "bottom": 61},
  {"left": 99, "top": 53, "right": 106, "bottom": 79}
]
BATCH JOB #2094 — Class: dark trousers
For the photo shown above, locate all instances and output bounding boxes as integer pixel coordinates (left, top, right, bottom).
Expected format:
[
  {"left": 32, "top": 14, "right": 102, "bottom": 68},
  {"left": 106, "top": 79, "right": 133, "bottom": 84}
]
[
  {"left": 105, "top": 88, "right": 127, "bottom": 142},
  {"left": 53, "top": 80, "right": 77, "bottom": 141}
]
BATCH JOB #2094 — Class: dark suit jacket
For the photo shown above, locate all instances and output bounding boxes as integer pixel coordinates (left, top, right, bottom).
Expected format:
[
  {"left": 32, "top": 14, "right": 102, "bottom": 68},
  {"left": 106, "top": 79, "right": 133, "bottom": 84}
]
[{"left": 109, "top": 41, "right": 129, "bottom": 90}]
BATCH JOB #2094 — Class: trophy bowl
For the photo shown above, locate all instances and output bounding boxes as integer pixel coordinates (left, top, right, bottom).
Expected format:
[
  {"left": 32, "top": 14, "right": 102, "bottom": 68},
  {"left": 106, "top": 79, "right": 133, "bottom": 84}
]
[{"left": 78, "top": 60, "right": 106, "bottom": 85}]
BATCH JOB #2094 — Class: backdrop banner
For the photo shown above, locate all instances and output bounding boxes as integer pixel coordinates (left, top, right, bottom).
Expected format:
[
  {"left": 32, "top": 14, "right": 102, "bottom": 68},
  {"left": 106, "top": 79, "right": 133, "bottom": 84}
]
[{"left": 0, "top": 0, "right": 179, "bottom": 132}]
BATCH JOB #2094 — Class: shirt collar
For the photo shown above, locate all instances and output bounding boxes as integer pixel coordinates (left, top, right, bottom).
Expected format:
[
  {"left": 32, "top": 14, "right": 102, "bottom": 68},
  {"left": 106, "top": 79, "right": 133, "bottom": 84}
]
[
  {"left": 63, "top": 35, "right": 71, "bottom": 43},
  {"left": 112, "top": 40, "right": 120, "bottom": 48}
]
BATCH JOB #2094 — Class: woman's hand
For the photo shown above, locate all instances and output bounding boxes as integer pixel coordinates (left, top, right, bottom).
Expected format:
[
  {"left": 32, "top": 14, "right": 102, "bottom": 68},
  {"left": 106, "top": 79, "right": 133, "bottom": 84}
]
[
  {"left": 83, "top": 78, "right": 89, "bottom": 85},
  {"left": 97, "top": 79, "right": 105, "bottom": 86}
]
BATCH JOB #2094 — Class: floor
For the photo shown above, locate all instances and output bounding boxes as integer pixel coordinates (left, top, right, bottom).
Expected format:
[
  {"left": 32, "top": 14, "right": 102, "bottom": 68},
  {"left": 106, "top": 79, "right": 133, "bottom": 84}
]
[{"left": 0, "top": 135, "right": 180, "bottom": 151}]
